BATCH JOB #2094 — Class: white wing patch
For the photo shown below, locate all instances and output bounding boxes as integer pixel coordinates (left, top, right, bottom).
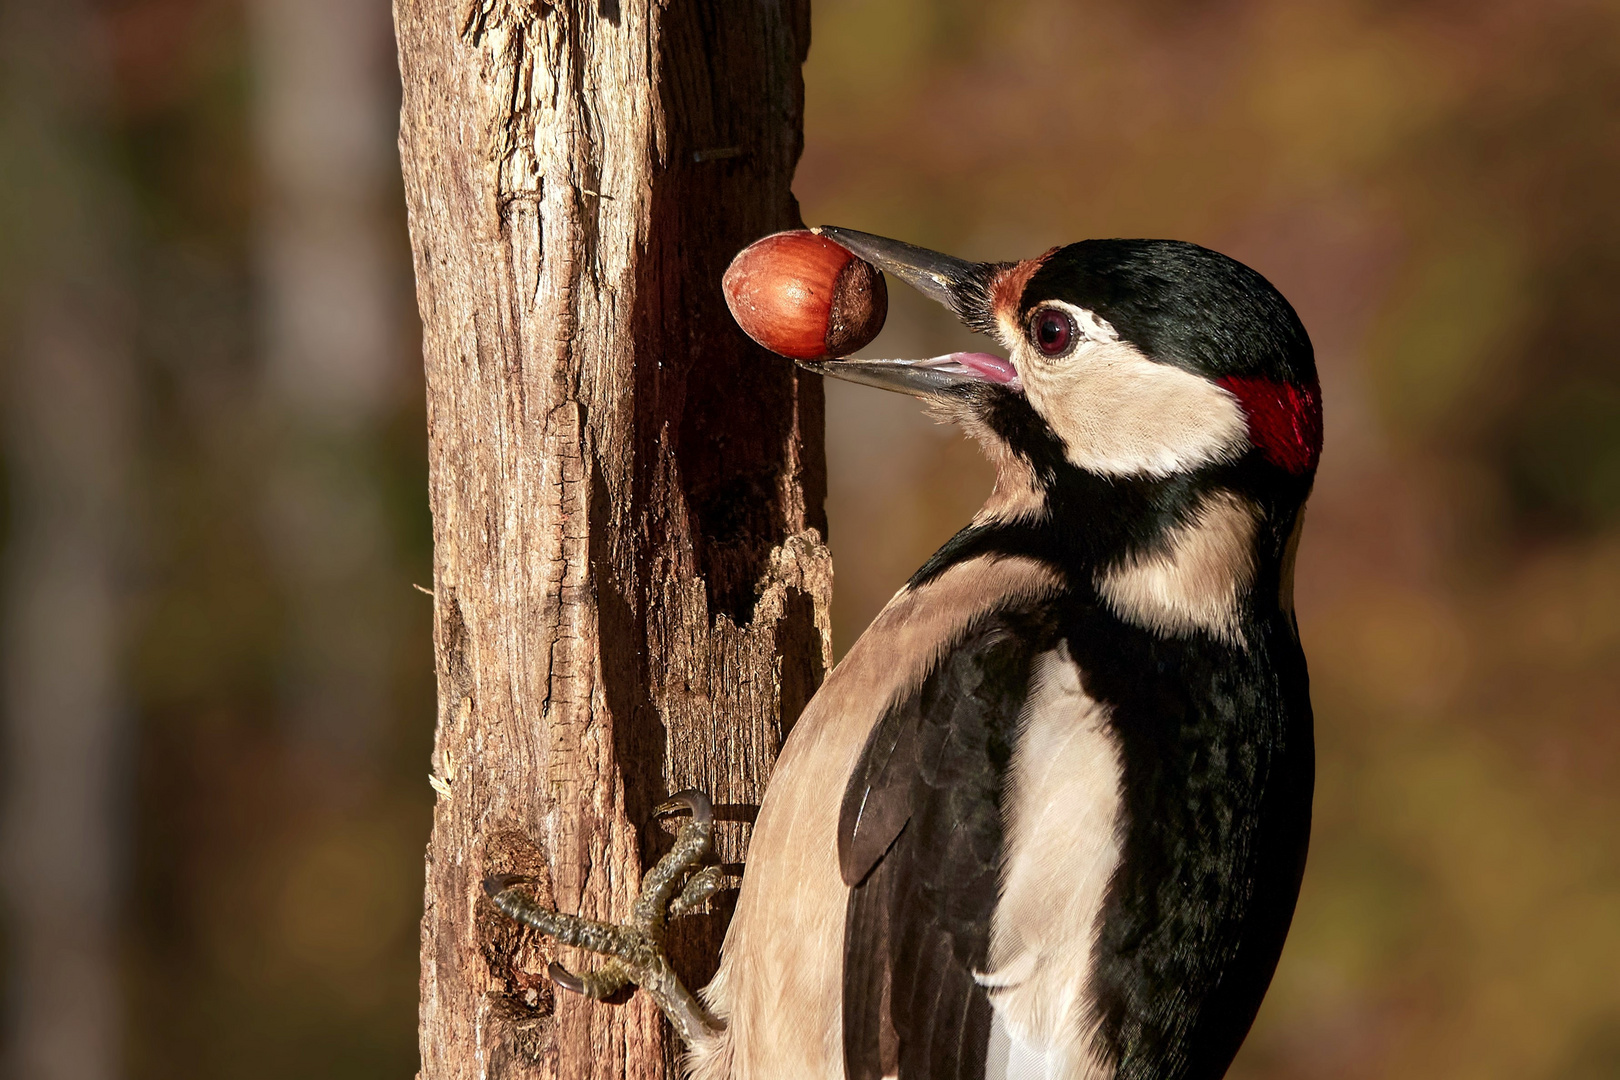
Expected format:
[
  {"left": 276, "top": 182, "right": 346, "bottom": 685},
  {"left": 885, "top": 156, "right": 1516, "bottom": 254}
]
[{"left": 980, "top": 645, "right": 1123, "bottom": 1080}]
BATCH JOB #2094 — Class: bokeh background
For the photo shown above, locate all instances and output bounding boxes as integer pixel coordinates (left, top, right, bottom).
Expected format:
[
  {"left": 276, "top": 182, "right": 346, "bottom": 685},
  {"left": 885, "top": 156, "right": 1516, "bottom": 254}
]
[{"left": 2, "top": 1, "right": 1617, "bottom": 1078}]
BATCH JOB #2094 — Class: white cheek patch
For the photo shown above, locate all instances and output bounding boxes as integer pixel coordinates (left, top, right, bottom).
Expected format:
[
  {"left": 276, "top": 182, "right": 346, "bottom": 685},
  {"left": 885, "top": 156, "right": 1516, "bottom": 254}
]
[
  {"left": 1094, "top": 488, "right": 1259, "bottom": 645},
  {"left": 1017, "top": 337, "right": 1250, "bottom": 478},
  {"left": 1003, "top": 301, "right": 1249, "bottom": 479}
]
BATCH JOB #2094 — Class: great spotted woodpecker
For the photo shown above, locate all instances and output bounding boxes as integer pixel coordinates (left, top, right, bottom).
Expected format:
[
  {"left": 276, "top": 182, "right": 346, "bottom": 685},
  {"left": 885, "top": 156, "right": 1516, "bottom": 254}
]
[{"left": 490, "top": 227, "right": 1322, "bottom": 1080}]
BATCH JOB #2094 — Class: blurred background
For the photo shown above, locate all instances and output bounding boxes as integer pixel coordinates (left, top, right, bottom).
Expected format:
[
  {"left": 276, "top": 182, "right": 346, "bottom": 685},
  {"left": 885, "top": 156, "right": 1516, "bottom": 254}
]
[{"left": 0, "top": 1, "right": 1616, "bottom": 1078}]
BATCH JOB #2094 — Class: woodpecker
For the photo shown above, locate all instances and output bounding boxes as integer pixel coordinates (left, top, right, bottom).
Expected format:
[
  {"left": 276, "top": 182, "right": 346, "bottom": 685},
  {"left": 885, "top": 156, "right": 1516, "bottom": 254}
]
[{"left": 489, "top": 227, "right": 1321, "bottom": 1080}]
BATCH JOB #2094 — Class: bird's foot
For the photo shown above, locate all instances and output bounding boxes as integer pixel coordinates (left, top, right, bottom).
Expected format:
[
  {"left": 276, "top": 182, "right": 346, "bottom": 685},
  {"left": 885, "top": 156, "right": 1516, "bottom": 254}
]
[{"left": 484, "top": 790, "right": 725, "bottom": 1045}]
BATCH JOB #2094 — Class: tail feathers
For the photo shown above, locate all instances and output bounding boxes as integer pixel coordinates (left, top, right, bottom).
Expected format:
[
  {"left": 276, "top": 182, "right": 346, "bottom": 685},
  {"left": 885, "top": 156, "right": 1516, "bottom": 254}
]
[
  {"left": 684, "top": 1026, "right": 733, "bottom": 1080},
  {"left": 683, "top": 972, "right": 734, "bottom": 1080}
]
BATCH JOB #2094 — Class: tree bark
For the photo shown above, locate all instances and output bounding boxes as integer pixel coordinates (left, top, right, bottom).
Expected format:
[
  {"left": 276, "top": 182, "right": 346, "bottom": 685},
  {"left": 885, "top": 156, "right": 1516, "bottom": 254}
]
[{"left": 394, "top": 3, "right": 827, "bottom": 1078}]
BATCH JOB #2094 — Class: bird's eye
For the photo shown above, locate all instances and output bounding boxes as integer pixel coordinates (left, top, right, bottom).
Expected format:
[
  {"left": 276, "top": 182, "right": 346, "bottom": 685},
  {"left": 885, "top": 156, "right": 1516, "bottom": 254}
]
[{"left": 1031, "top": 307, "right": 1074, "bottom": 357}]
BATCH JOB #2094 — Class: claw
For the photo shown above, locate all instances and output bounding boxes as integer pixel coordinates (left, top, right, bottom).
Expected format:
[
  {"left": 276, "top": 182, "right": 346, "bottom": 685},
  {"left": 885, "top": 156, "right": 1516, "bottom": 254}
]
[
  {"left": 654, "top": 788, "right": 714, "bottom": 826},
  {"left": 549, "top": 960, "right": 588, "bottom": 996},
  {"left": 483, "top": 873, "right": 532, "bottom": 897},
  {"left": 549, "top": 958, "right": 632, "bottom": 1001},
  {"left": 486, "top": 789, "right": 725, "bottom": 1044}
]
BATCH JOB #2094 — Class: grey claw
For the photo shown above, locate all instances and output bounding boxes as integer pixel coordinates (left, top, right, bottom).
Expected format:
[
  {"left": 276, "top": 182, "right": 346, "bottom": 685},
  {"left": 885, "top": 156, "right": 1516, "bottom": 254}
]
[
  {"left": 654, "top": 789, "right": 714, "bottom": 826},
  {"left": 483, "top": 873, "right": 531, "bottom": 897},
  {"left": 549, "top": 961, "right": 588, "bottom": 996},
  {"left": 485, "top": 794, "right": 721, "bottom": 1042}
]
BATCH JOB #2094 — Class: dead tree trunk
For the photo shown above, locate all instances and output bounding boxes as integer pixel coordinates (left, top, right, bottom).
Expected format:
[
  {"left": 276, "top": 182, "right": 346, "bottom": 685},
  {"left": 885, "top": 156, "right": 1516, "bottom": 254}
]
[{"left": 394, "top": 3, "right": 826, "bottom": 1077}]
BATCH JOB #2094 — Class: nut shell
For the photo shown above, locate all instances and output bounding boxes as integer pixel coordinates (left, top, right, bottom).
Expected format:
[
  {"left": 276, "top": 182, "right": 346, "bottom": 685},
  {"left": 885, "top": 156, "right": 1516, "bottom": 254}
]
[{"left": 722, "top": 231, "right": 888, "bottom": 361}]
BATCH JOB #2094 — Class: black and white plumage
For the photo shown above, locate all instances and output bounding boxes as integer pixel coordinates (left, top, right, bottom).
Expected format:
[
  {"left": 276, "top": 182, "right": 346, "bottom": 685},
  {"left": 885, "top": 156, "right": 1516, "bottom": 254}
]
[{"left": 689, "top": 229, "right": 1321, "bottom": 1080}]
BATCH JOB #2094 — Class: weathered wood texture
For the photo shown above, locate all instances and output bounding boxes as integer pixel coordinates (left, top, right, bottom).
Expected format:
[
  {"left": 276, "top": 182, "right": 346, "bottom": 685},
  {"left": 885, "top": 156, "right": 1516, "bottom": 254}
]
[{"left": 394, "top": 2, "right": 827, "bottom": 1077}]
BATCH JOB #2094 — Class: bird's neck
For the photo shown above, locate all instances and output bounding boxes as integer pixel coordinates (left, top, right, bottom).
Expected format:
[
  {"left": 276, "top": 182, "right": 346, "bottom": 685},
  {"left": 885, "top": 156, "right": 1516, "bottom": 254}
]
[
  {"left": 943, "top": 459, "right": 1304, "bottom": 647},
  {"left": 1090, "top": 486, "right": 1262, "bottom": 646}
]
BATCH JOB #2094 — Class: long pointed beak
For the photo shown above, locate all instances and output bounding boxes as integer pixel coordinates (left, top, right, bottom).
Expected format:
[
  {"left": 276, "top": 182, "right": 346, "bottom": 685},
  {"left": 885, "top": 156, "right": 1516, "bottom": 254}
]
[
  {"left": 815, "top": 227, "right": 992, "bottom": 326},
  {"left": 807, "top": 226, "right": 1015, "bottom": 397},
  {"left": 798, "top": 353, "right": 1019, "bottom": 396}
]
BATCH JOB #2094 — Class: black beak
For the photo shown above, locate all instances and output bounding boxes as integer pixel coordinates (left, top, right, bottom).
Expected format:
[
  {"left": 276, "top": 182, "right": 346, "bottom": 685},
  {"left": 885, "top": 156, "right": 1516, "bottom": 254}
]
[
  {"left": 814, "top": 227, "right": 993, "bottom": 328},
  {"left": 801, "top": 227, "right": 1019, "bottom": 398}
]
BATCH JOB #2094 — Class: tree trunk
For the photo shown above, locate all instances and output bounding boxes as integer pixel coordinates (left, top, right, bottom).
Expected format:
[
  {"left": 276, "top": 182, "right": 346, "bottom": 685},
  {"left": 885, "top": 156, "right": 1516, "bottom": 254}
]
[{"left": 393, "top": 3, "right": 827, "bottom": 1078}]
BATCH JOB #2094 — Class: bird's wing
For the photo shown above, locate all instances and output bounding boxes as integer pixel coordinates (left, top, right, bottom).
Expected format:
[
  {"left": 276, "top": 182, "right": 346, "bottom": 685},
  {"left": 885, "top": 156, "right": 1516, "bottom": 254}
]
[{"left": 839, "top": 608, "right": 1053, "bottom": 1080}]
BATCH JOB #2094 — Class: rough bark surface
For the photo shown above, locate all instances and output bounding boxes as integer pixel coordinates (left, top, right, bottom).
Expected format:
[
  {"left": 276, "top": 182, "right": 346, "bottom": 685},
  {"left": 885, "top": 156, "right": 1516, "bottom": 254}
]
[{"left": 394, "top": 2, "right": 826, "bottom": 1077}]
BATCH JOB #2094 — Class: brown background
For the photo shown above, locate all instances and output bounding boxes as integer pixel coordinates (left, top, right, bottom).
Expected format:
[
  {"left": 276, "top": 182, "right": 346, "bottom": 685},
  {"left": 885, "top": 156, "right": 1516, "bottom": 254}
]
[{"left": 1, "top": 1, "right": 1617, "bottom": 1078}]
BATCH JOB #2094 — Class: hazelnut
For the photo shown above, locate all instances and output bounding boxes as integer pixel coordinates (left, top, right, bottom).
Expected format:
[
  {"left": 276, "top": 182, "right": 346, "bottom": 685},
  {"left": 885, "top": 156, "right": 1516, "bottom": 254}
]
[{"left": 722, "top": 230, "right": 888, "bottom": 361}]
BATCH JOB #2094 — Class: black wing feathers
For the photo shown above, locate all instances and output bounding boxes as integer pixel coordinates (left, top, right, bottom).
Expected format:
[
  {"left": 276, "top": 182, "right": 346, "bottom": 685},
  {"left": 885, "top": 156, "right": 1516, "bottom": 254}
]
[
  {"left": 839, "top": 699, "right": 922, "bottom": 886},
  {"left": 843, "top": 853, "right": 899, "bottom": 1080},
  {"left": 841, "top": 610, "right": 1055, "bottom": 1080}
]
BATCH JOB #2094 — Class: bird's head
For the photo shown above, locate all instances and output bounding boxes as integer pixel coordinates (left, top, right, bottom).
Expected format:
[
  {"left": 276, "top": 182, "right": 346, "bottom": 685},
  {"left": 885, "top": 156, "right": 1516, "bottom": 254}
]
[{"left": 805, "top": 227, "right": 1322, "bottom": 640}]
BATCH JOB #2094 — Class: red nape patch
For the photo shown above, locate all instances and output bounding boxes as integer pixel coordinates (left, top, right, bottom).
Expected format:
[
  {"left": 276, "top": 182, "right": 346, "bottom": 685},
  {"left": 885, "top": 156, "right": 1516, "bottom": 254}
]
[{"left": 1216, "top": 376, "right": 1323, "bottom": 474}]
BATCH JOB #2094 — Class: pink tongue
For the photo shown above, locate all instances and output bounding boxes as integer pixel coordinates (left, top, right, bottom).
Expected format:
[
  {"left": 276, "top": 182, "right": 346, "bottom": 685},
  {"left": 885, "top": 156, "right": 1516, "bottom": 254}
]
[{"left": 952, "top": 351, "right": 1019, "bottom": 385}]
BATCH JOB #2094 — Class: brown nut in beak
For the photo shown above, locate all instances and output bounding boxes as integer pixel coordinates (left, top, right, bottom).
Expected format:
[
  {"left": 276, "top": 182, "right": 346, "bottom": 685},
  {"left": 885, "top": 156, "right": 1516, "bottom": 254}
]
[{"left": 722, "top": 230, "right": 888, "bottom": 361}]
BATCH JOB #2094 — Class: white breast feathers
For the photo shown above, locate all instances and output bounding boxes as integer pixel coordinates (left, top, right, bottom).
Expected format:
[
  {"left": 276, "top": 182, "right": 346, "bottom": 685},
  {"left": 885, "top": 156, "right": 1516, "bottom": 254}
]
[{"left": 980, "top": 645, "right": 1124, "bottom": 1080}]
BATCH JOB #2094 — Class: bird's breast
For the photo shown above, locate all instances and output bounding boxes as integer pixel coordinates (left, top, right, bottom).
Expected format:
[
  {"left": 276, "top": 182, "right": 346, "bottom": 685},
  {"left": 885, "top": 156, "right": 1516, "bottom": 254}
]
[{"left": 982, "top": 643, "right": 1125, "bottom": 1080}]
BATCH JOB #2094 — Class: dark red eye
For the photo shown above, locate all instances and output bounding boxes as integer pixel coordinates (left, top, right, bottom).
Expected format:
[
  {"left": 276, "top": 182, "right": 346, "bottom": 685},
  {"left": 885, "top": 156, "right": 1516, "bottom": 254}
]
[{"left": 1032, "top": 308, "right": 1074, "bottom": 356}]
